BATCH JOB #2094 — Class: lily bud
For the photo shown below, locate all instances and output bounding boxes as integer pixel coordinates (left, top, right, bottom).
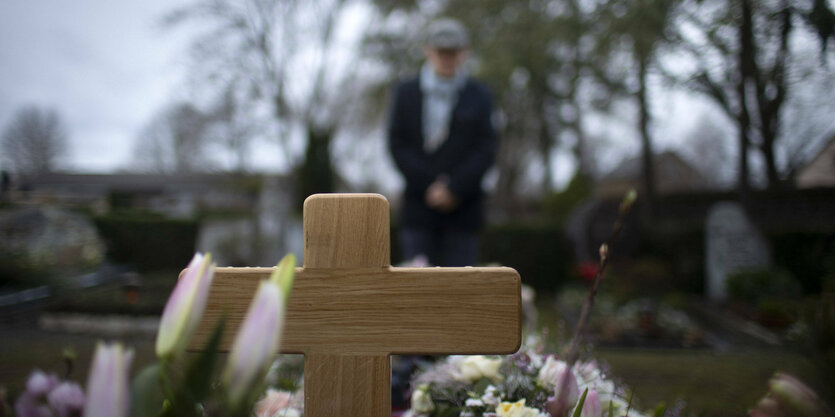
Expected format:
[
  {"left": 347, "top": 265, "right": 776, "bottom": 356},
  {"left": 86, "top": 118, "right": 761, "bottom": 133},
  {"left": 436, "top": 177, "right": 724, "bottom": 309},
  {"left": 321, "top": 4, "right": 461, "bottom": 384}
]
[
  {"left": 545, "top": 364, "right": 580, "bottom": 417},
  {"left": 223, "top": 279, "right": 286, "bottom": 409},
  {"left": 768, "top": 373, "right": 830, "bottom": 417},
  {"left": 581, "top": 390, "right": 602, "bottom": 417},
  {"left": 749, "top": 396, "right": 784, "bottom": 417},
  {"left": 83, "top": 342, "right": 133, "bottom": 417},
  {"left": 269, "top": 254, "right": 296, "bottom": 303},
  {"left": 156, "top": 253, "right": 215, "bottom": 359}
]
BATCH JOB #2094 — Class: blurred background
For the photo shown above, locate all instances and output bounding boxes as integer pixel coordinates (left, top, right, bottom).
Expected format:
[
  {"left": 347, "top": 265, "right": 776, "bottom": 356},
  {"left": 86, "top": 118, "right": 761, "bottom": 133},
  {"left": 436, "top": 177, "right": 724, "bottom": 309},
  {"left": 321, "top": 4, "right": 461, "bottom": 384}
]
[{"left": 1, "top": 1, "right": 834, "bottom": 415}]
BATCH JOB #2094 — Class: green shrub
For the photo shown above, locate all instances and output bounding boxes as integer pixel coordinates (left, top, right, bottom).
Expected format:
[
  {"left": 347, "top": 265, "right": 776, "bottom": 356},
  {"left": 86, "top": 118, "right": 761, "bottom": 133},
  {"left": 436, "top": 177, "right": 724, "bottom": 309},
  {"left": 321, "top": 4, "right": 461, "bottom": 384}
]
[
  {"left": 480, "top": 223, "right": 573, "bottom": 291},
  {"left": 0, "top": 252, "right": 52, "bottom": 288},
  {"left": 636, "top": 226, "right": 705, "bottom": 294},
  {"left": 726, "top": 268, "right": 803, "bottom": 304},
  {"left": 770, "top": 232, "right": 835, "bottom": 294},
  {"left": 607, "top": 256, "right": 675, "bottom": 302},
  {"left": 92, "top": 212, "right": 198, "bottom": 272}
]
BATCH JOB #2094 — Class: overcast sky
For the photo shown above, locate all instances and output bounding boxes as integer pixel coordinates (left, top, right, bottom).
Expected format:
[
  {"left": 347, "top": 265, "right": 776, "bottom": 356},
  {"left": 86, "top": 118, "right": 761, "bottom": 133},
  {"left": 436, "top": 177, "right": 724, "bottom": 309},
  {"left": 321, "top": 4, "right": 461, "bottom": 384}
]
[{"left": 0, "top": 0, "right": 194, "bottom": 172}]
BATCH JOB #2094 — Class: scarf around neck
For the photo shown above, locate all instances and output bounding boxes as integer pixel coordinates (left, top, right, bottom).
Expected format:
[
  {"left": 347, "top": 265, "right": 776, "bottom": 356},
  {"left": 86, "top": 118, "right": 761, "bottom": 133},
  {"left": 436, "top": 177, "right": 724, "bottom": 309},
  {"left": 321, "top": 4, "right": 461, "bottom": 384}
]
[{"left": 420, "top": 63, "right": 467, "bottom": 153}]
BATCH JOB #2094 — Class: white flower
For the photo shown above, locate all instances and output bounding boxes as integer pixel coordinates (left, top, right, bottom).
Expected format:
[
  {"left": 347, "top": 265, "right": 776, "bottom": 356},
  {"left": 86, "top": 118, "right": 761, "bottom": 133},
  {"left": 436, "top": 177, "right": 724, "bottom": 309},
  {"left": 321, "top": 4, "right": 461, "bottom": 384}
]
[
  {"left": 537, "top": 356, "right": 575, "bottom": 390},
  {"left": 452, "top": 355, "right": 503, "bottom": 383},
  {"left": 481, "top": 385, "right": 502, "bottom": 407},
  {"left": 496, "top": 399, "right": 541, "bottom": 417},
  {"left": 411, "top": 384, "right": 435, "bottom": 414},
  {"left": 270, "top": 408, "right": 301, "bottom": 417},
  {"left": 465, "top": 398, "right": 485, "bottom": 407}
]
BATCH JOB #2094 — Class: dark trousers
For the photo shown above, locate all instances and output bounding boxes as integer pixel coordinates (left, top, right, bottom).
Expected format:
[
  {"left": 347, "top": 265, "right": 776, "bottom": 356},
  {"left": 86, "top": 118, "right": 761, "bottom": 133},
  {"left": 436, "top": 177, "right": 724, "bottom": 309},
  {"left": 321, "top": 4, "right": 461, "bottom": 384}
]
[{"left": 400, "top": 227, "right": 479, "bottom": 267}]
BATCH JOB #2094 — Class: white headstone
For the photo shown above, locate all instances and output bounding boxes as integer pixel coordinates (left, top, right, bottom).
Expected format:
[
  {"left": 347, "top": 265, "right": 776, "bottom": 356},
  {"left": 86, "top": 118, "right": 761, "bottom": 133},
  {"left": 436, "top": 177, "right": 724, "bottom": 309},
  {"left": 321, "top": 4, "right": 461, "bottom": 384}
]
[{"left": 705, "top": 202, "right": 771, "bottom": 301}]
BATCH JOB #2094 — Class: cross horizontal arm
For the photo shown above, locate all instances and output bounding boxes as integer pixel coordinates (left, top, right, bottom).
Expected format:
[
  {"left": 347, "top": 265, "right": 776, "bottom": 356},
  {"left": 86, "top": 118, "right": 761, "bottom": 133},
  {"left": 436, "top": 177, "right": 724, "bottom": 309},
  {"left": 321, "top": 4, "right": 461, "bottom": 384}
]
[{"left": 189, "top": 266, "right": 521, "bottom": 355}]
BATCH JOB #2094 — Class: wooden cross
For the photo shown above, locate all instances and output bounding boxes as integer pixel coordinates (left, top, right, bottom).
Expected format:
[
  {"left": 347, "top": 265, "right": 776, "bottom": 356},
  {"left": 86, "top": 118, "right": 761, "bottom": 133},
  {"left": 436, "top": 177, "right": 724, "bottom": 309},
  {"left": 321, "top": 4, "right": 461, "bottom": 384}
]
[{"left": 190, "top": 193, "right": 521, "bottom": 417}]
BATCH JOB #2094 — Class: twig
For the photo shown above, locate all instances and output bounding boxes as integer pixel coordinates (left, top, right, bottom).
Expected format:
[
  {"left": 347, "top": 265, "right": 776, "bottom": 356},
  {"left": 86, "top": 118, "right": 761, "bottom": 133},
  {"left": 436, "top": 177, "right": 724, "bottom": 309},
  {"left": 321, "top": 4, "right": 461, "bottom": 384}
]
[{"left": 551, "top": 190, "right": 637, "bottom": 415}]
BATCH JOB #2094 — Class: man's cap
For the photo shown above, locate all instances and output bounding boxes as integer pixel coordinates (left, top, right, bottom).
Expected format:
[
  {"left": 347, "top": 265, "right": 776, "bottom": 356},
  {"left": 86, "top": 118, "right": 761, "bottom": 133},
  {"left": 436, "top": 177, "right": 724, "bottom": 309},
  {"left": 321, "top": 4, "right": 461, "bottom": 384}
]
[{"left": 426, "top": 18, "right": 470, "bottom": 49}]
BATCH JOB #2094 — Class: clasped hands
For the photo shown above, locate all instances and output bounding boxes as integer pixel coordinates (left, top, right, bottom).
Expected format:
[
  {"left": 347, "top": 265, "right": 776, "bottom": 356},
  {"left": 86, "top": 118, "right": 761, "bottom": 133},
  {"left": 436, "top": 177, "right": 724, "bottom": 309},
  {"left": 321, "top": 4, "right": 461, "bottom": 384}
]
[{"left": 425, "top": 175, "right": 458, "bottom": 212}]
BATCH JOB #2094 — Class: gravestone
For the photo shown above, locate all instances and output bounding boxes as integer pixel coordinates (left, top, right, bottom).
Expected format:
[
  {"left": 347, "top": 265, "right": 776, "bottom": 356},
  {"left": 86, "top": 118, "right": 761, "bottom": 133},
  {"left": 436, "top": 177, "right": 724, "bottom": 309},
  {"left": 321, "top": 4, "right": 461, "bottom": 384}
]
[
  {"left": 705, "top": 202, "right": 771, "bottom": 301},
  {"left": 189, "top": 193, "right": 521, "bottom": 417}
]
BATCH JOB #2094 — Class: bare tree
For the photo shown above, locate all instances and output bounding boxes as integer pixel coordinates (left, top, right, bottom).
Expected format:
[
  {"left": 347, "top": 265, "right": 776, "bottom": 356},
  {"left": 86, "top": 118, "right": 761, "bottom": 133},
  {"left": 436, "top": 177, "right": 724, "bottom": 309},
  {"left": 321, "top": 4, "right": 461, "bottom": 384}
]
[
  {"left": 681, "top": 113, "right": 737, "bottom": 188},
  {"left": 134, "top": 103, "right": 211, "bottom": 173},
  {"left": 671, "top": 0, "right": 835, "bottom": 192},
  {"left": 164, "top": 0, "right": 361, "bottom": 177},
  {"left": 205, "top": 87, "right": 264, "bottom": 173},
  {"left": 1, "top": 106, "right": 68, "bottom": 174}
]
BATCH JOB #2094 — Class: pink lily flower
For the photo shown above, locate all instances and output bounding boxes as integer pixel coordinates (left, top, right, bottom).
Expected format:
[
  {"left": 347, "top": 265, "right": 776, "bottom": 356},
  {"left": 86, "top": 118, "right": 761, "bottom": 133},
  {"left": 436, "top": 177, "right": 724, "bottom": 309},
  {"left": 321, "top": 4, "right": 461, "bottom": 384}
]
[
  {"left": 156, "top": 253, "right": 215, "bottom": 359},
  {"left": 83, "top": 342, "right": 133, "bottom": 417},
  {"left": 223, "top": 254, "right": 295, "bottom": 409}
]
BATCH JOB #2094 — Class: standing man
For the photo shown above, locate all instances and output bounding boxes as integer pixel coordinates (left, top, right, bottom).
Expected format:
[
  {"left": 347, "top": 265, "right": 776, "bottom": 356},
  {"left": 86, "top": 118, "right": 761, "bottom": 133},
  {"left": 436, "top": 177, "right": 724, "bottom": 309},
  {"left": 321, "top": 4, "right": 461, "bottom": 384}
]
[{"left": 388, "top": 18, "right": 497, "bottom": 267}]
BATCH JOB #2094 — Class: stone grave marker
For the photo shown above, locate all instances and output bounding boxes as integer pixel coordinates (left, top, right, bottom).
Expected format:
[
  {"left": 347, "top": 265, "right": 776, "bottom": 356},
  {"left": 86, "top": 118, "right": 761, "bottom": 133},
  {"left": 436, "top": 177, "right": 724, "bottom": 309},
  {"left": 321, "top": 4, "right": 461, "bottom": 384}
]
[
  {"left": 705, "top": 201, "right": 771, "bottom": 301},
  {"left": 189, "top": 193, "right": 522, "bottom": 416}
]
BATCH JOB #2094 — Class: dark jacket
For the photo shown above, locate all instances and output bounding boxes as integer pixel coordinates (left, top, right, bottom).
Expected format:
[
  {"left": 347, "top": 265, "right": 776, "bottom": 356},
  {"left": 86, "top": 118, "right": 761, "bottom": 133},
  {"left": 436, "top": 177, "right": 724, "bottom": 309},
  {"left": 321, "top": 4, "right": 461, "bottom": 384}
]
[{"left": 388, "top": 76, "right": 497, "bottom": 232}]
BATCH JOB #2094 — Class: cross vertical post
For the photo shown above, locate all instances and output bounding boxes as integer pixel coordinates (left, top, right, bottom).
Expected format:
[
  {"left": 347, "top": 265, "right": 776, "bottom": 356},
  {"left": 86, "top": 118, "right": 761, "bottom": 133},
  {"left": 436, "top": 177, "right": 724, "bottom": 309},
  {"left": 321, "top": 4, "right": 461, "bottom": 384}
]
[{"left": 301, "top": 194, "right": 393, "bottom": 415}]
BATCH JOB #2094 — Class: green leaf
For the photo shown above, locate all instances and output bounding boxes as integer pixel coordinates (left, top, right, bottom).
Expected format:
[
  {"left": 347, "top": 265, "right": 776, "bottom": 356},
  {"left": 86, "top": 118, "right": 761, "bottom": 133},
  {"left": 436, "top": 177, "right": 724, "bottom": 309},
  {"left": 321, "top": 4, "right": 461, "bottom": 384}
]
[
  {"left": 182, "top": 316, "right": 226, "bottom": 401},
  {"left": 473, "top": 377, "right": 492, "bottom": 394},
  {"left": 436, "top": 403, "right": 462, "bottom": 417},
  {"left": 161, "top": 317, "right": 226, "bottom": 417},
  {"left": 130, "top": 363, "right": 164, "bottom": 417},
  {"left": 571, "top": 388, "right": 589, "bottom": 417},
  {"left": 652, "top": 402, "right": 667, "bottom": 417}
]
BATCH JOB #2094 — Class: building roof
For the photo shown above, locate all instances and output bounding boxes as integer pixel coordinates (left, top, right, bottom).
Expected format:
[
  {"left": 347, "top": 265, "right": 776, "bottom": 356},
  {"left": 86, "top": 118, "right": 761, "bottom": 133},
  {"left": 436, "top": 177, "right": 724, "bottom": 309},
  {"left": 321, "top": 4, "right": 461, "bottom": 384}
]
[
  {"left": 596, "top": 151, "right": 709, "bottom": 197},
  {"left": 797, "top": 133, "right": 835, "bottom": 188}
]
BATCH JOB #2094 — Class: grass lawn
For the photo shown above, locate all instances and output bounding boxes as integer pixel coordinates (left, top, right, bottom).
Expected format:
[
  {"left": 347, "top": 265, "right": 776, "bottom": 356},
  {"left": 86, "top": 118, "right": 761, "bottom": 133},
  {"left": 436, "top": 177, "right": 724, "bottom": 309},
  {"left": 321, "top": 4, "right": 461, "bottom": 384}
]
[
  {"left": 1, "top": 269, "right": 178, "bottom": 398},
  {"left": 0, "top": 328, "right": 158, "bottom": 400},
  {"left": 533, "top": 292, "right": 833, "bottom": 416},
  {"left": 595, "top": 348, "right": 830, "bottom": 417}
]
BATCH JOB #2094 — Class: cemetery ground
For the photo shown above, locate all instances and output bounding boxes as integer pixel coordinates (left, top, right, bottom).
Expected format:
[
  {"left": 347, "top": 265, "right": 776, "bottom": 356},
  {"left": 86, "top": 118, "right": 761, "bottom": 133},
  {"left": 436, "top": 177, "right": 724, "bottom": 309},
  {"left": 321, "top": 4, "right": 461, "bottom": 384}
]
[{"left": 1, "top": 274, "right": 831, "bottom": 417}]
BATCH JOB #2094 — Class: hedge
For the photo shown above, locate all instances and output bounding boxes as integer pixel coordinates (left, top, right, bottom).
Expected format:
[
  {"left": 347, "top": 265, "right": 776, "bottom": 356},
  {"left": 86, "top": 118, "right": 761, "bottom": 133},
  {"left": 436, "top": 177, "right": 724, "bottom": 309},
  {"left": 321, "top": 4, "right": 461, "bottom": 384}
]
[
  {"left": 480, "top": 223, "right": 574, "bottom": 291},
  {"left": 92, "top": 213, "right": 198, "bottom": 272}
]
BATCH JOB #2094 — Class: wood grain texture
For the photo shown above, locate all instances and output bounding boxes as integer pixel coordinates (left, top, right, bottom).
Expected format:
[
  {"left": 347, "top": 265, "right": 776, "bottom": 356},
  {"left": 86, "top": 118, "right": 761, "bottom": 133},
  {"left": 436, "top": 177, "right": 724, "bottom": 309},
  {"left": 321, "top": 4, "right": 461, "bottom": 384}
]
[
  {"left": 189, "top": 193, "right": 522, "bottom": 417},
  {"left": 303, "top": 193, "right": 390, "bottom": 268},
  {"left": 304, "top": 353, "right": 390, "bottom": 416},
  {"left": 189, "top": 266, "right": 522, "bottom": 354}
]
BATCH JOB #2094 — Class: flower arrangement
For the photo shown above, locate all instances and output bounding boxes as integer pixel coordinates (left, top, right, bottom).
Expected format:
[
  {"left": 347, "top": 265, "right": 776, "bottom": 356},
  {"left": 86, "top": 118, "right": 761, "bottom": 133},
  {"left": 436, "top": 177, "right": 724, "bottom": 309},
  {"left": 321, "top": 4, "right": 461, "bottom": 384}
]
[{"left": 403, "top": 342, "right": 646, "bottom": 417}]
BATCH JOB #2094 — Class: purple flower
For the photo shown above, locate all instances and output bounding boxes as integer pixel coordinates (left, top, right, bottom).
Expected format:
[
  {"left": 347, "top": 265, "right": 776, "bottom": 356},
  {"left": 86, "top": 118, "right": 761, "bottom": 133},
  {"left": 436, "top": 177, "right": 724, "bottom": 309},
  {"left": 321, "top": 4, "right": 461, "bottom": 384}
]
[
  {"left": 14, "top": 370, "right": 61, "bottom": 417},
  {"left": 223, "top": 254, "right": 295, "bottom": 409},
  {"left": 26, "top": 370, "right": 59, "bottom": 397},
  {"left": 83, "top": 342, "right": 133, "bottom": 417},
  {"left": 580, "top": 390, "right": 602, "bottom": 417},
  {"left": 48, "top": 382, "right": 85, "bottom": 417},
  {"left": 544, "top": 363, "right": 579, "bottom": 417},
  {"left": 156, "top": 253, "right": 215, "bottom": 359},
  {"left": 14, "top": 392, "right": 52, "bottom": 417}
]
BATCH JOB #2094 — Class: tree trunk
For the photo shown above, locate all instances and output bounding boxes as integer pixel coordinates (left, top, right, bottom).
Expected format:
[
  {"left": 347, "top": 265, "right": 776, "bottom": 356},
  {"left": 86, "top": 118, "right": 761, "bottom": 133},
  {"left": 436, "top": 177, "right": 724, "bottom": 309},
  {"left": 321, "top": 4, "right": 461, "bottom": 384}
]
[
  {"left": 737, "top": 0, "right": 755, "bottom": 199},
  {"left": 637, "top": 54, "right": 656, "bottom": 218}
]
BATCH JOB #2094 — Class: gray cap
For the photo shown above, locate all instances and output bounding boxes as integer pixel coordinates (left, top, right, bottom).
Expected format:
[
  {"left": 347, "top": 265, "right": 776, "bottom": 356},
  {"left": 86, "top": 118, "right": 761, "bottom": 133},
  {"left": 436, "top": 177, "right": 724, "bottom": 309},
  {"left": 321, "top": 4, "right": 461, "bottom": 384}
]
[{"left": 426, "top": 18, "right": 470, "bottom": 49}]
